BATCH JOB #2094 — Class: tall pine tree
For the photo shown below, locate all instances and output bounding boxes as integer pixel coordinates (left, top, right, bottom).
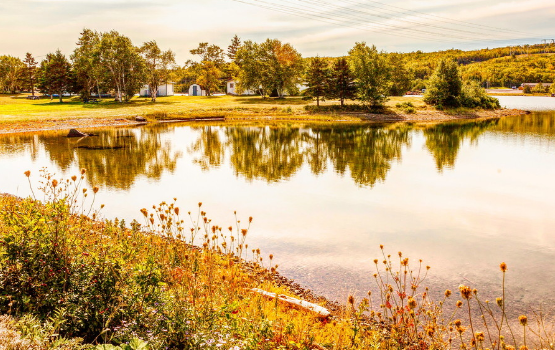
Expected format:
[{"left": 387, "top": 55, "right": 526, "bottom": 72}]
[
  {"left": 329, "top": 57, "right": 356, "bottom": 107},
  {"left": 38, "top": 50, "right": 72, "bottom": 103},
  {"left": 305, "top": 56, "right": 329, "bottom": 107},
  {"left": 23, "top": 53, "right": 37, "bottom": 96}
]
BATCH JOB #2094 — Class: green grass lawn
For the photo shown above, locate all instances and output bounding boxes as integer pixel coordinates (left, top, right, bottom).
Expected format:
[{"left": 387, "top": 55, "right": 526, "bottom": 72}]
[{"left": 0, "top": 93, "right": 436, "bottom": 124}]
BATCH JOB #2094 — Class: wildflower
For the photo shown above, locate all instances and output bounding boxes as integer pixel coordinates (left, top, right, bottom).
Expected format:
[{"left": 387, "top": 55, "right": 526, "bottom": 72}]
[
  {"left": 198, "top": 202, "right": 202, "bottom": 207},
  {"left": 475, "top": 332, "right": 485, "bottom": 342},
  {"left": 456, "top": 300, "right": 463, "bottom": 308},
  {"left": 249, "top": 216, "right": 253, "bottom": 223},
  {"left": 348, "top": 295, "right": 355, "bottom": 305},
  {"left": 174, "top": 207, "right": 179, "bottom": 215},
  {"left": 459, "top": 285, "right": 472, "bottom": 299},
  {"left": 93, "top": 186, "right": 99, "bottom": 194},
  {"left": 71, "top": 175, "right": 77, "bottom": 181},
  {"left": 24, "top": 170, "right": 31, "bottom": 177},
  {"left": 426, "top": 325, "right": 435, "bottom": 337},
  {"left": 496, "top": 297, "right": 503, "bottom": 308},
  {"left": 454, "top": 319, "right": 462, "bottom": 327},
  {"left": 241, "top": 229, "right": 247, "bottom": 236},
  {"left": 500, "top": 262, "right": 508, "bottom": 272},
  {"left": 81, "top": 168, "right": 86, "bottom": 175},
  {"left": 445, "top": 289, "right": 452, "bottom": 298},
  {"left": 52, "top": 179, "right": 58, "bottom": 187},
  {"left": 520, "top": 347, "right": 528, "bottom": 350},
  {"left": 519, "top": 315, "right": 528, "bottom": 326},
  {"left": 269, "top": 254, "right": 273, "bottom": 260},
  {"left": 408, "top": 297, "right": 417, "bottom": 309},
  {"left": 373, "top": 259, "right": 378, "bottom": 264}
]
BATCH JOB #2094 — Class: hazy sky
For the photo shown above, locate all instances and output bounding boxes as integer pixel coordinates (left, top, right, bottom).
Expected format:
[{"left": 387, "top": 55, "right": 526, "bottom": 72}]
[{"left": 1, "top": 0, "right": 553, "bottom": 63}]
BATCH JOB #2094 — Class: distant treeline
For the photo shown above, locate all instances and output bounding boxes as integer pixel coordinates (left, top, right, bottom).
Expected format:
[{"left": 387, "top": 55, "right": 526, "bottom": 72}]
[{"left": 0, "top": 29, "right": 554, "bottom": 102}]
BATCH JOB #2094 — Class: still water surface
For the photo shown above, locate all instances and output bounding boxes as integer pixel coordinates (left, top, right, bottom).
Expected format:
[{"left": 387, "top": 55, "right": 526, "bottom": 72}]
[{"left": 1, "top": 112, "right": 555, "bottom": 317}]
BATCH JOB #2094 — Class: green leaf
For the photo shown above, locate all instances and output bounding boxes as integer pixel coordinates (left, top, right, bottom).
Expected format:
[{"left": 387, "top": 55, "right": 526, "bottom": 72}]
[{"left": 128, "top": 338, "right": 149, "bottom": 350}]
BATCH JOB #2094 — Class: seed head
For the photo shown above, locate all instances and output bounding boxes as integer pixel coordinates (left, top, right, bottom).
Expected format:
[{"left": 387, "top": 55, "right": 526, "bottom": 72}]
[
  {"left": 475, "top": 332, "right": 485, "bottom": 342},
  {"left": 24, "top": 170, "right": 31, "bottom": 177},
  {"left": 93, "top": 186, "right": 99, "bottom": 194},
  {"left": 519, "top": 315, "right": 528, "bottom": 326},
  {"left": 348, "top": 295, "right": 355, "bottom": 305},
  {"left": 459, "top": 285, "right": 472, "bottom": 300},
  {"left": 81, "top": 168, "right": 86, "bottom": 175},
  {"left": 408, "top": 297, "right": 417, "bottom": 309},
  {"left": 454, "top": 319, "right": 462, "bottom": 327},
  {"left": 500, "top": 262, "right": 508, "bottom": 272},
  {"left": 198, "top": 202, "right": 202, "bottom": 207},
  {"left": 71, "top": 175, "right": 77, "bottom": 181},
  {"left": 496, "top": 297, "right": 503, "bottom": 308},
  {"left": 445, "top": 289, "right": 452, "bottom": 298},
  {"left": 456, "top": 300, "right": 463, "bottom": 308},
  {"left": 249, "top": 216, "right": 253, "bottom": 223},
  {"left": 52, "top": 179, "right": 58, "bottom": 187},
  {"left": 174, "top": 207, "right": 179, "bottom": 215}
]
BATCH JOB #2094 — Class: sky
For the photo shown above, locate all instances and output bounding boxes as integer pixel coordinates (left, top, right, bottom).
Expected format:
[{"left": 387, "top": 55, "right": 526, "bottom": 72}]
[{"left": 0, "top": 0, "right": 554, "bottom": 63}]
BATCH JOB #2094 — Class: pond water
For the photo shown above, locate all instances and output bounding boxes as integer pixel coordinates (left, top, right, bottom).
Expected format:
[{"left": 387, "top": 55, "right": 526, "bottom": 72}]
[
  {"left": 496, "top": 95, "right": 555, "bottom": 111},
  {"left": 1, "top": 110, "right": 555, "bottom": 319}
]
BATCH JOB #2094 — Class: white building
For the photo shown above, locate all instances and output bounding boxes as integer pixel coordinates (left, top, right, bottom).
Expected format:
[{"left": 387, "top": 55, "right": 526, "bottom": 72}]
[
  {"left": 188, "top": 84, "right": 206, "bottom": 96},
  {"left": 140, "top": 83, "right": 175, "bottom": 97},
  {"left": 226, "top": 80, "right": 256, "bottom": 95}
]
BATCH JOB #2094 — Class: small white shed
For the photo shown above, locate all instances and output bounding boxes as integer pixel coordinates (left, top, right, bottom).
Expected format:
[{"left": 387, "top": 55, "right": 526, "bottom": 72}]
[
  {"left": 188, "top": 84, "right": 205, "bottom": 96},
  {"left": 140, "top": 83, "right": 175, "bottom": 97}
]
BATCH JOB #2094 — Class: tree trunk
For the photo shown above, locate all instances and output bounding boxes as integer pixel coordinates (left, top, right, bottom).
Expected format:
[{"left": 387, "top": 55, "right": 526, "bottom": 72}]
[
  {"left": 59, "top": 90, "right": 63, "bottom": 103},
  {"left": 151, "top": 85, "right": 157, "bottom": 102},
  {"left": 317, "top": 96, "right": 320, "bottom": 107}
]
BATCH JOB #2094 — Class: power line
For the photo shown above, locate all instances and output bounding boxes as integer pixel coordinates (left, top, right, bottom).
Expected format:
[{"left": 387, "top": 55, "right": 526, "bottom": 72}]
[{"left": 230, "top": 0, "right": 533, "bottom": 45}]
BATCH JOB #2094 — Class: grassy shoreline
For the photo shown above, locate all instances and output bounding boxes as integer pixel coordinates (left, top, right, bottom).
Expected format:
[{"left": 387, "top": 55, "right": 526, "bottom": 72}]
[
  {"left": 0, "top": 93, "right": 528, "bottom": 135},
  {"left": 0, "top": 168, "right": 551, "bottom": 348}
]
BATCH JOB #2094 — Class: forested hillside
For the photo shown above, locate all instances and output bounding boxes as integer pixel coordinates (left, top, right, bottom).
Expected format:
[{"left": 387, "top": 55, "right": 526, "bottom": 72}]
[{"left": 402, "top": 43, "right": 555, "bottom": 88}]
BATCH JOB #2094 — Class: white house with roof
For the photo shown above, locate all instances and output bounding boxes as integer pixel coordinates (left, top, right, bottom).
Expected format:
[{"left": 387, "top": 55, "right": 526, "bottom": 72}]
[
  {"left": 226, "top": 80, "right": 257, "bottom": 95},
  {"left": 140, "top": 83, "right": 175, "bottom": 97}
]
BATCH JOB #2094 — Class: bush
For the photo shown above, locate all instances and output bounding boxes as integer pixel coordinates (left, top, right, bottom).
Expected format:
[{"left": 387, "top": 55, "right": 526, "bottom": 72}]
[
  {"left": 532, "top": 83, "right": 548, "bottom": 94},
  {"left": 523, "top": 85, "right": 532, "bottom": 94},
  {"left": 460, "top": 80, "right": 501, "bottom": 109},
  {"left": 423, "top": 58, "right": 462, "bottom": 108},
  {"left": 395, "top": 101, "right": 416, "bottom": 114}
]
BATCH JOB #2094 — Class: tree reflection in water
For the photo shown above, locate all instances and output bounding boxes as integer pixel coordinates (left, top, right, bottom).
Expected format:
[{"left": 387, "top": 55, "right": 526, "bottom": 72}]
[
  {"left": 189, "top": 124, "right": 412, "bottom": 187},
  {"left": 2, "top": 112, "right": 554, "bottom": 190},
  {"left": 0, "top": 124, "right": 181, "bottom": 190}
]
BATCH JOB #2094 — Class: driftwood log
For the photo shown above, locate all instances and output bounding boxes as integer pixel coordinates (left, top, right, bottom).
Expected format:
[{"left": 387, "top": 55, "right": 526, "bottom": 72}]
[{"left": 251, "top": 288, "right": 330, "bottom": 318}]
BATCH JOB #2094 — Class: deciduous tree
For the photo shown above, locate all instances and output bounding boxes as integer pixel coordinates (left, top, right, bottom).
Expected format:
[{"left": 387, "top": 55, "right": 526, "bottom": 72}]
[
  {"left": 71, "top": 29, "right": 103, "bottom": 100},
  {"left": 0, "top": 56, "right": 25, "bottom": 94},
  {"left": 140, "top": 41, "right": 175, "bottom": 102},
  {"left": 348, "top": 43, "right": 390, "bottom": 108},
  {"left": 190, "top": 42, "right": 225, "bottom": 96},
  {"left": 98, "top": 30, "right": 145, "bottom": 102}
]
